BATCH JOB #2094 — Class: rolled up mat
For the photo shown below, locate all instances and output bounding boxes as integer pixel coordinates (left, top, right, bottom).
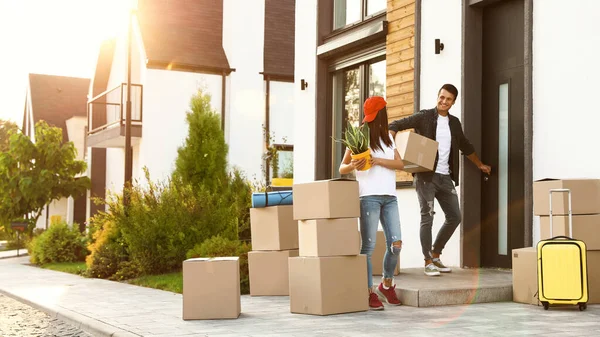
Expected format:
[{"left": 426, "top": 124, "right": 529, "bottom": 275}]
[{"left": 251, "top": 191, "right": 293, "bottom": 208}]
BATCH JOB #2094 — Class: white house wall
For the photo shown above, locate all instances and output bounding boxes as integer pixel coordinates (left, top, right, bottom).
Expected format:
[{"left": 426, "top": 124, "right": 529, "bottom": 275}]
[
  {"left": 222, "top": 0, "right": 265, "bottom": 181},
  {"left": 292, "top": 0, "right": 317, "bottom": 184},
  {"left": 532, "top": 0, "right": 600, "bottom": 242},
  {"left": 65, "top": 116, "right": 87, "bottom": 161},
  {"left": 394, "top": 0, "right": 463, "bottom": 268},
  {"left": 138, "top": 69, "right": 223, "bottom": 183}
]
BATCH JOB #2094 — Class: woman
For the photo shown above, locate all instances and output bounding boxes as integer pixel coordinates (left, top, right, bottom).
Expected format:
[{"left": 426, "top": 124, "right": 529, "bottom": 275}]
[{"left": 339, "top": 96, "right": 404, "bottom": 310}]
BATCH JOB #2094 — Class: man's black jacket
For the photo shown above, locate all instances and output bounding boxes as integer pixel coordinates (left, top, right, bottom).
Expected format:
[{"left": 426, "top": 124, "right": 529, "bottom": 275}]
[{"left": 389, "top": 107, "right": 475, "bottom": 186}]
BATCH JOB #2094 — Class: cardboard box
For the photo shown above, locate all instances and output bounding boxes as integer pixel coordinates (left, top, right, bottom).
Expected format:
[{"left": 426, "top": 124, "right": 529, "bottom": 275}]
[
  {"left": 394, "top": 131, "right": 438, "bottom": 173},
  {"left": 511, "top": 247, "right": 538, "bottom": 305},
  {"left": 250, "top": 205, "right": 298, "bottom": 251},
  {"left": 588, "top": 251, "right": 600, "bottom": 304},
  {"left": 183, "top": 257, "right": 240, "bottom": 320},
  {"left": 299, "top": 218, "right": 360, "bottom": 257},
  {"left": 289, "top": 255, "right": 368, "bottom": 315},
  {"left": 533, "top": 179, "right": 600, "bottom": 215},
  {"left": 292, "top": 179, "right": 360, "bottom": 220},
  {"left": 248, "top": 250, "right": 299, "bottom": 296},
  {"left": 368, "top": 231, "right": 401, "bottom": 276},
  {"left": 539, "top": 215, "right": 600, "bottom": 250}
]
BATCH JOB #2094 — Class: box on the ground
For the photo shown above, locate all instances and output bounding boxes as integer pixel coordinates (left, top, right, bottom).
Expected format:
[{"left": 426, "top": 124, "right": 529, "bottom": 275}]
[
  {"left": 540, "top": 215, "right": 600, "bottom": 250},
  {"left": 250, "top": 205, "right": 298, "bottom": 251},
  {"left": 289, "top": 255, "right": 368, "bottom": 315},
  {"left": 588, "top": 251, "right": 600, "bottom": 304},
  {"left": 182, "top": 257, "right": 240, "bottom": 320},
  {"left": 293, "top": 179, "right": 360, "bottom": 220},
  {"left": 248, "top": 249, "right": 299, "bottom": 296},
  {"left": 394, "top": 131, "right": 438, "bottom": 173},
  {"left": 299, "top": 218, "right": 360, "bottom": 257},
  {"left": 366, "top": 231, "right": 401, "bottom": 276},
  {"left": 511, "top": 247, "right": 537, "bottom": 305},
  {"left": 533, "top": 179, "right": 600, "bottom": 215}
]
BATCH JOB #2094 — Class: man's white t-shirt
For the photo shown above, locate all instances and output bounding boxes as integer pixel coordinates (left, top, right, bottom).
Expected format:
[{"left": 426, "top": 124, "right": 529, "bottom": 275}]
[
  {"left": 435, "top": 115, "right": 451, "bottom": 175},
  {"left": 355, "top": 133, "right": 397, "bottom": 197}
]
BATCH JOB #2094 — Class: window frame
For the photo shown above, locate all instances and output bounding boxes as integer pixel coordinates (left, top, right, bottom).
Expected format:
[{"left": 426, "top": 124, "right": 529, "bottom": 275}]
[{"left": 332, "top": 0, "right": 387, "bottom": 32}]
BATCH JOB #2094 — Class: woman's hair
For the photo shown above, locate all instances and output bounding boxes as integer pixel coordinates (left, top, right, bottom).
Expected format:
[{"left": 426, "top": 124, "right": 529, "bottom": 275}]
[{"left": 367, "top": 106, "right": 393, "bottom": 152}]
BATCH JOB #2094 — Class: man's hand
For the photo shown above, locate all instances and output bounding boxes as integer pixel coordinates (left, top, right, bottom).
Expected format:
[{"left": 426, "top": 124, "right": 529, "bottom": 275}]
[
  {"left": 479, "top": 164, "right": 492, "bottom": 175},
  {"left": 351, "top": 157, "right": 367, "bottom": 170}
]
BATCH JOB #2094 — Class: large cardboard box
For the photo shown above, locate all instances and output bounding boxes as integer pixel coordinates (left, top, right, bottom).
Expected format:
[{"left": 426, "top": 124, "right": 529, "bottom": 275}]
[
  {"left": 248, "top": 250, "right": 299, "bottom": 296},
  {"left": 533, "top": 179, "right": 600, "bottom": 215},
  {"left": 588, "top": 251, "right": 600, "bottom": 304},
  {"left": 539, "top": 215, "right": 600, "bottom": 250},
  {"left": 293, "top": 179, "right": 360, "bottom": 220},
  {"left": 289, "top": 255, "right": 368, "bottom": 315},
  {"left": 183, "top": 257, "right": 240, "bottom": 320},
  {"left": 299, "top": 218, "right": 360, "bottom": 257},
  {"left": 511, "top": 247, "right": 537, "bottom": 305},
  {"left": 250, "top": 205, "right": 298, "bottom": 251},
  {"left": 394, "top": 131, "right": 438, "bottom": 173}
]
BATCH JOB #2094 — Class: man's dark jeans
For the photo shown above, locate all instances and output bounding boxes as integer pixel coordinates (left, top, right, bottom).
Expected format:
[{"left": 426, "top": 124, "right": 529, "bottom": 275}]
[{"left": 415, "top": 173, "right": 462, "bottom": 260}]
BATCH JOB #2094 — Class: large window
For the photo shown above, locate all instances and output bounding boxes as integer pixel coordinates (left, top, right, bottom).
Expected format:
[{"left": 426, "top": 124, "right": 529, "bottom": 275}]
[
  {"left": 332, "top": 57, "right": 386, "bottom": 176},
  {"left": 266, "top": 80, "right": 294, "bottom": 185},
  {"left": 333, "top": 0, "right": 386, "bottom": 30}
]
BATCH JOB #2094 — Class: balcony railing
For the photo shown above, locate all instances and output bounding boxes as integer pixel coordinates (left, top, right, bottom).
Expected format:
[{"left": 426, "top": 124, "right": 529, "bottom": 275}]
[{"left": 86, "top": 83, "right": 143, "bottom": 148}]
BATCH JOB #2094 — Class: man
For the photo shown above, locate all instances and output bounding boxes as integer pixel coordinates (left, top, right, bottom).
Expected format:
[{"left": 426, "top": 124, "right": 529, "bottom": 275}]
[{"left": 389, "top": 84, "right": 491, "bottom": 276}]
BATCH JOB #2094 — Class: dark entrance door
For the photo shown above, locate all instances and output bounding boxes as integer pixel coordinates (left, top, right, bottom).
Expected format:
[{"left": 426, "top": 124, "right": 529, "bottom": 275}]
[{"left": 480, "top": 0, "right": 525, "bottom": 268}]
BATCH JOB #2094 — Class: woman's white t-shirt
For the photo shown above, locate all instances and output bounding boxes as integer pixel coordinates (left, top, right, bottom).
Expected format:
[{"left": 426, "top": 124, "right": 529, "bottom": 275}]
[{"left": 355, "top": 133, "right": 397, "bottom": 197}]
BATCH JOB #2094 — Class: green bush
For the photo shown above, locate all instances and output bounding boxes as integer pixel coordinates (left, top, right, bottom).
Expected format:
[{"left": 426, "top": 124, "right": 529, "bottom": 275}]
[
  {"left": 187, "top": 235, "right": 252, "bottom": 294},
  {"left": 28, "top": 222, "right": 87, "bottom": 265},
  {"left": 85, "top": 213, "right": 129, "bottom": 279}
]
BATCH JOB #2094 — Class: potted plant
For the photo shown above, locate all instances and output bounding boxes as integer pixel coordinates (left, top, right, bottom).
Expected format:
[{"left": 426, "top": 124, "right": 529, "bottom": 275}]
[{"left": 334, "top": 122, "right": 371, "bottom": 171}]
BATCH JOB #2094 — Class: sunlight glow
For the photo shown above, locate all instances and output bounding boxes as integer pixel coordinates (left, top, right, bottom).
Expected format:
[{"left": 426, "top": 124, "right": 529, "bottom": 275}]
[{"left": 0, "top": 0, "right": 133, "bottom": 124}]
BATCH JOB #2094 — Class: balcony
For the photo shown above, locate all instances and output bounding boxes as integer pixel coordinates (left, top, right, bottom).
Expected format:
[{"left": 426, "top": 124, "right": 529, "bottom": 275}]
[{"left": 87, "top": 83, "right": 143, "bottom": 148}]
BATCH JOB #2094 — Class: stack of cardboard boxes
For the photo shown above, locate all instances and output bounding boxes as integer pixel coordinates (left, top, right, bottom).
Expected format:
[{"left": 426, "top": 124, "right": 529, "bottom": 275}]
[
  {"left": 248, "top": 204, "right": 299, "bottom": 296},
  {"left": 289, "top": 179, "right": 369, "bottom": 315},
  {"left": 513, "top": 178, "right": 600, "bottom": 305}
]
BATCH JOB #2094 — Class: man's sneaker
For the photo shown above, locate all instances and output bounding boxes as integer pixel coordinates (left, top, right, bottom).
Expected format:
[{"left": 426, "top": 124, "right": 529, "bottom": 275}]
[
  {"left": 424, "top": 263, "right": 441, "bottom": 276},
  {"left": 376, "top": 283, "right": 402, "bottom": 306},
  {"left": 369, "top": 292, "right": 384, "bottom": 310},
  {"left": 432, "top": 258, "right": 452, "bottom": 273}
]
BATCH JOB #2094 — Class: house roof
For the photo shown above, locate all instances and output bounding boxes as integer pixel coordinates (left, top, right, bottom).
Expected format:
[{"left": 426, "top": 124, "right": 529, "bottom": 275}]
[
  {"left": 137, "top": 0, "right": 231, "bottom": 73},
  {"left": 264, "top": 0, "right": 295, "bottom": 78},
  {"left": 26, "top": 74, "right": 90, "bottom": 142}
]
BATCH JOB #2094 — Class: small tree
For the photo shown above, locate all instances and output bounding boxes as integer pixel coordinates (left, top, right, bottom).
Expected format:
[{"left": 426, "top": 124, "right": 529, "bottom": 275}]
[
  {"left": 173, "top": 91, "right": 252, "bottom": 241},
  {"left": 0, "top": 119, "right": 19, "bottom": 152},
  {"left": 0, "top": 121, "right": 90, "bottom": 231},
  {"left": 174, "top": 91, "right": 228, "bottom": 193}
]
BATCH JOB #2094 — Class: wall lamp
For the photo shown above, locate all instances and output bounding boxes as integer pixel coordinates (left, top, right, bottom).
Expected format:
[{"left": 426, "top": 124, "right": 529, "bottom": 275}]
[
  {"left": 301, "top": 79, "right": 309, "bottom": 90},
  {"left": 435, "top": 39, "right": 444, "bottom": 54}
]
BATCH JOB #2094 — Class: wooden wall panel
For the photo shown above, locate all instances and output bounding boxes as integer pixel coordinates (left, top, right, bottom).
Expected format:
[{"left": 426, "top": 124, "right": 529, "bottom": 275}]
[{"left": 387, "top": 0, "right": 416, "bottom": 183}]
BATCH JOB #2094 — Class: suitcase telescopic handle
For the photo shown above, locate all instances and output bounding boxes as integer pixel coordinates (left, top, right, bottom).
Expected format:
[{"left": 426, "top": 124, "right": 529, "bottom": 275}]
[{"left": 549, "top": 188, "right": 573, "bottom": 238}]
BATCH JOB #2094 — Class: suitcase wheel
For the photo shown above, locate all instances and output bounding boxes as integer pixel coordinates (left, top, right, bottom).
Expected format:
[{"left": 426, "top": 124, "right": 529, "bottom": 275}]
[
  {"left": 579, "top": 303, "right": 587, "bottom": 311},
  {"left": 542, "top": 302, "right": 549, "bottom": 310}
]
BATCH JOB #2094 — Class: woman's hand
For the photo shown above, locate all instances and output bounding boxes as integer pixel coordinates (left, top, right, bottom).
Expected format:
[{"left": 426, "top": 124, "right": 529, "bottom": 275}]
[
  {"left": 351, "top": 157, "right": 367, "bottom": 170},
  {"left": 371, "top": 157, "right": 384, "bottom": 167}
]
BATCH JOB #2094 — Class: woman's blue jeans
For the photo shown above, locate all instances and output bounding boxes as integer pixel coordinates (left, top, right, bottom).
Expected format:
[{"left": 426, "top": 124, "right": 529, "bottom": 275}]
[{"left": 359, "top": 195, "right": 402, "bottom": 288}]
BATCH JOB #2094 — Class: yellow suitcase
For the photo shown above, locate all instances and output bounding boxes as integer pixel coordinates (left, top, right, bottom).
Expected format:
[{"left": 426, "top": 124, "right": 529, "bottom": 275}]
[{"left": 537, "top": 188, "right": 589, "bottom": 311}]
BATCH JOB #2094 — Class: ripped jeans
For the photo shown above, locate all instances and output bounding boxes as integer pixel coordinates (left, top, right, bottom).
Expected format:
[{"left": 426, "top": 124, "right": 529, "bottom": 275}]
[
  {"left": 415, "top": 173, "right": 462, "bottom": 260},
  {"left": 359, "top": 195, "right": 402, "bottom": 288}
]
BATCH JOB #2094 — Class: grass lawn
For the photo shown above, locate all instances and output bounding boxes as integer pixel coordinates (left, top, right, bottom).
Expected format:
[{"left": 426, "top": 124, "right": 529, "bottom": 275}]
[
  {"left": 41, "top": 262, "right": 87, "bottom": 275},
  {"left": 127, "top": 272, "right": 183, "bottom": 294},
  {"left": 38, "top": 261, "right": 183, "bottom": 294}
]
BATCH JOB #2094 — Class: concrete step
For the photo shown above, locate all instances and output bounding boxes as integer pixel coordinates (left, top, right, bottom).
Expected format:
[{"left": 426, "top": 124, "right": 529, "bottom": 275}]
[{"left": 373, "top": 268, "right": 512, "bottom": 307}]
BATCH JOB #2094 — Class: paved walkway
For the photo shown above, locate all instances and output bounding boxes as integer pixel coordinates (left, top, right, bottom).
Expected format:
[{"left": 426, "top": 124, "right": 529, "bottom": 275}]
[
  {"left": 0, "top": 249, "right": 27, "bottom": 259},
  {"left": 1, "top": 257, "right": 600, "bottom": 337}
]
